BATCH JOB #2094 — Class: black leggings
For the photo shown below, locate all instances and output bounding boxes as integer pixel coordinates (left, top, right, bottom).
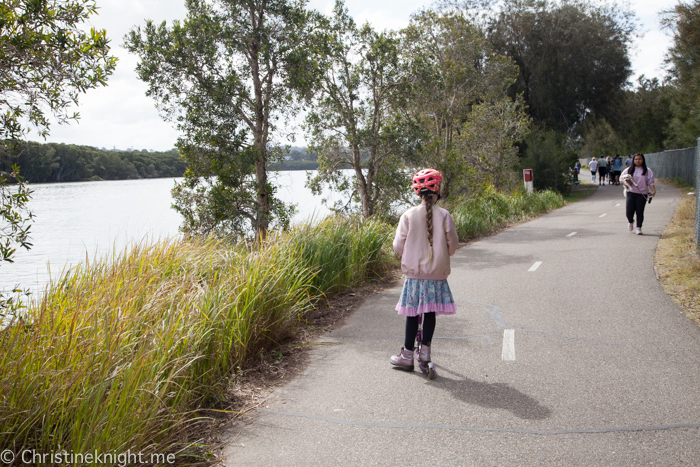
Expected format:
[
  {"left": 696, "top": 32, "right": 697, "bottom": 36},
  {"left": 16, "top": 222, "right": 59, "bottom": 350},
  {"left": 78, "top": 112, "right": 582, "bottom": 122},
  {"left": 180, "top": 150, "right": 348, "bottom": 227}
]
[
  {"left": 404, "top": 312, "right": 436, "bottom": 350},
  {"left": 626, "top": 192, "right": 647, "bottom": 227}
]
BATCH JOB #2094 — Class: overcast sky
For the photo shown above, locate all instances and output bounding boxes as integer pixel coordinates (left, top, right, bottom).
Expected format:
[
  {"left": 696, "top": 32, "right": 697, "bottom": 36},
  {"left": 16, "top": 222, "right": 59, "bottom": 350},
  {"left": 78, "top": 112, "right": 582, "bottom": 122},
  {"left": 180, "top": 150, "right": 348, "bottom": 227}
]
[{"left": 28, "top": 0, "right": 680, "bottom": 151}]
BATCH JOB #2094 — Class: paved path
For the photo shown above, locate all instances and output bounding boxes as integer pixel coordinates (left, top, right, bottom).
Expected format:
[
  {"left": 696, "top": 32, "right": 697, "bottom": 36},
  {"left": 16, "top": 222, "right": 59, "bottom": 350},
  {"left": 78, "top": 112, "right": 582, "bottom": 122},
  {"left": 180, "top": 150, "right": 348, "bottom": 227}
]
[{"left": 223, "top": 181, "right": 700, "bottom": 466}]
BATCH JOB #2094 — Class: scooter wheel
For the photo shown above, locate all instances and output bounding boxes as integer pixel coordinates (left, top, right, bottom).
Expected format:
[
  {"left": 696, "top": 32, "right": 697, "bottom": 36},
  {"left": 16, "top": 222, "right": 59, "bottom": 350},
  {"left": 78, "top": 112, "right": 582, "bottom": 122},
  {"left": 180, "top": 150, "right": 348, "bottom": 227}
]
[{"left": 427, "top": 362, "right": 436, "bottom": 380}]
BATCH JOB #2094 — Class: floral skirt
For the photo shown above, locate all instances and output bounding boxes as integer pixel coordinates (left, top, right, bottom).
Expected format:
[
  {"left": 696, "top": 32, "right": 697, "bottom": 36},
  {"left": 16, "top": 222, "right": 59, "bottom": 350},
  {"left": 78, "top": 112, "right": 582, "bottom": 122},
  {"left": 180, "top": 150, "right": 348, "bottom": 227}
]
[{"left": 395, "top": 278, "right": 457, "bottom": 317}]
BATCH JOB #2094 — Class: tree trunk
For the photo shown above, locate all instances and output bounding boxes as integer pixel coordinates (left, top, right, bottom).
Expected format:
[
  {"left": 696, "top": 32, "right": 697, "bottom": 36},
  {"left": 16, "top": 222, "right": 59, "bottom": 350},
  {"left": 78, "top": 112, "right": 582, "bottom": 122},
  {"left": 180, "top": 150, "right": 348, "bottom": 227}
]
[
  {"left": 254, "top": 146, "right": 269, "bottom": 239},
  {"left": 441, "top": 175, "right": 450, "bottom": 199},
  {"left": 250, "top": 4, "right": 269, "bottom": 240},
  {"left": 352, "top": 145, "right": 371, "bottom": 218}
]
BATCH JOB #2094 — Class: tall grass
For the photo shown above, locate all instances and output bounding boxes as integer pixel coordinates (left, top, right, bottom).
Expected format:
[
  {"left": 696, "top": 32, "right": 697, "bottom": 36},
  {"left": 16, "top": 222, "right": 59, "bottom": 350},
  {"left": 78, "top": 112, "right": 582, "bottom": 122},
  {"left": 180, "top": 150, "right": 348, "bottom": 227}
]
[
  {"left": 0, "top": 218, "right": 395, "bottom": 462},
  {"left": 449, "top": 189, "right": 565, "bottom": 240},
  {"left": 284, "top": 215, "right": 395, "bottom": 294}
]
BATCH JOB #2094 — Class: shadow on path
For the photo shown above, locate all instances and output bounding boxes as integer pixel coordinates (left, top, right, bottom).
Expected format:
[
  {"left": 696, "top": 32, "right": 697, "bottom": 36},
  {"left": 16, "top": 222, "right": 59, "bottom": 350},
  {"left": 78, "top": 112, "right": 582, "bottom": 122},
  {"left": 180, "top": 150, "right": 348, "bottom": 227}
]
[{"left": 432, "top": 367, "right": 552, "bottom": 421}]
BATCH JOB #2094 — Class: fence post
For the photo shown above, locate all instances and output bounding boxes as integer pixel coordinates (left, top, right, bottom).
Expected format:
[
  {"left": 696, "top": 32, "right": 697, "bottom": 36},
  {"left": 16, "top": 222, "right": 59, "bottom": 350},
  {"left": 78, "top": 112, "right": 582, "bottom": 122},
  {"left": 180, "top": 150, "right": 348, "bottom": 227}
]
[{"left": 696, "top": 137, "right": 700, "bottom": 253}]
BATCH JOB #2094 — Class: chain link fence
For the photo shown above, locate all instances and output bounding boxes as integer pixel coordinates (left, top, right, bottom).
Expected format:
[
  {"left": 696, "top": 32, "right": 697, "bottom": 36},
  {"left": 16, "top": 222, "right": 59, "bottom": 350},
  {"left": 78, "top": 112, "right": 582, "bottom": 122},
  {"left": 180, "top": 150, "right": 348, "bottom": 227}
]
[
  {"left": 644, "top": 147, "right": 696, "bottom": 184},
  {"left": 644, "top": 142, "right": 699, "bottom": 252}
]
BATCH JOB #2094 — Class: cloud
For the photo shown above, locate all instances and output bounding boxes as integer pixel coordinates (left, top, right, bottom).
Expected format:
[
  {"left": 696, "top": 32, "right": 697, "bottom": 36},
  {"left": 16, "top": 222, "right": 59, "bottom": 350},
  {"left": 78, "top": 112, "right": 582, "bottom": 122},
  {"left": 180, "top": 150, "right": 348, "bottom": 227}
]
[
  {"left": 630, "top": 30, "right": 672, "bottom": 82},
  {"left": 628, "top": 0, "right": 675, "bottom": 82}
]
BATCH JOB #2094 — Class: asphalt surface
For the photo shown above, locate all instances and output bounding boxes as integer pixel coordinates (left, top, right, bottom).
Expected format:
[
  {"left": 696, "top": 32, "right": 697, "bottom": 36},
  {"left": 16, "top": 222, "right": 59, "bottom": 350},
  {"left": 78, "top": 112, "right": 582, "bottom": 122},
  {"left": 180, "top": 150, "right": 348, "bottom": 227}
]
[{"left": 223, "top": 179, "right": 700, "bottom": 466}]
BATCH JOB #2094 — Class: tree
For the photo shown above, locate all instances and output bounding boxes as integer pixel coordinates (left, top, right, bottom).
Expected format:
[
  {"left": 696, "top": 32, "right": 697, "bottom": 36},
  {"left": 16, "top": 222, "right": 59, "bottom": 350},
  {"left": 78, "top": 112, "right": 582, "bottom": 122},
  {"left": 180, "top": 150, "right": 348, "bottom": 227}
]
[
  {"left": 0, "top": 166, "right": 32, "bottom": 264},
  {"left": 521, "top": 126, "right": 577, "bottom": 193},
  {"left": 402, "top": 9, "right": 520, "bottom": 198},
  {"left": 14, "top": 141, "right": 59, "bottom": 182},
  {"left": 0, "top": 0, "right": 116, "bottom": 274},
  {"left": 662, "top": 0, "right": 700, "bottom": 148},
  {"left": 621, "top": 77, "right": 673, "bottom": 153},
  {"left": 579, "top": 116, "right": 625, "bottom": 160},
  {"left": 126, "top": 0, "right": 315, "bottom": 238},
  {"left": 0, "top": 0, "right": 117, "bottom": 141},
  {"left": 487, "top": 0, "right": 635, "bottom": 134},
  {"left": 453, "top": 96, "right": 530, "bottom": 194},
  {"left": 0, "top": 164, "right": 32, "bottom": 316},
  {"left": 304, "top": 2, "right": 415, "bottom": 218},
  {"left": 581, "top": 76, "right": 672, "bottom": 157}
]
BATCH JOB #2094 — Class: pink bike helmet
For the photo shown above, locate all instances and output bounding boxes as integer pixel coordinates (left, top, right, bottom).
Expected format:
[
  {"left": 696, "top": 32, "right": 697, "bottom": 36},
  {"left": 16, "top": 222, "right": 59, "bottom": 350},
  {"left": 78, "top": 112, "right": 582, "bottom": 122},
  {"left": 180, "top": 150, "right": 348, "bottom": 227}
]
[{"left": 412, "top": 168, "right": 442, "bottom": 196}]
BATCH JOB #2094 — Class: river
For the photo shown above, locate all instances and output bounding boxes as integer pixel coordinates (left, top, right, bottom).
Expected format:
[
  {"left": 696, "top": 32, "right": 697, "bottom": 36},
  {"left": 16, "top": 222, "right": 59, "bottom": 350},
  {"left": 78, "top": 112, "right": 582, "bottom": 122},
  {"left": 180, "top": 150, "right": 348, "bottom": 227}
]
[{"left": 1, "top": 171, "right": 341, "bottom": 296}]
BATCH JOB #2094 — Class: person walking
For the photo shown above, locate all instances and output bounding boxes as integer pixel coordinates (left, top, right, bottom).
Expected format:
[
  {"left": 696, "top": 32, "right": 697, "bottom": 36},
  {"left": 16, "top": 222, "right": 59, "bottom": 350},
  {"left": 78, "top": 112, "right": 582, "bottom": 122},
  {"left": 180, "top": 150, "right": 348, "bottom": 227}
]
[
  {"left": 612, "top": 154, "right": 622, "bottom": 185},
  {"left": 589, "top": 157, "right": 598, "bottom": 183},
  {"left": 625, "top": 154, "right": 633, "bottom": 169},
  {"left": 606, "top": 156, "right": 614, "bottom": 184},
  {"left": 390, "top": 168, "right": 459, "bottom": 372},
  {"left": 621, "top": 153, "right": 656, "bottom": 235},
  {"left": 597, "top": 155, "right": 608, "bottom": 185}
]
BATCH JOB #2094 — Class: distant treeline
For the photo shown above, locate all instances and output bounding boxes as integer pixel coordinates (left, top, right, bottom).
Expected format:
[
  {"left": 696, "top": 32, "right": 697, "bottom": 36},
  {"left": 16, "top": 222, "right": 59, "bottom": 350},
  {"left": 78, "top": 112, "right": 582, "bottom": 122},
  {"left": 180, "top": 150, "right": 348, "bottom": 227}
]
[
  {"left": 7, "top": 141, "right": 187, "bottom": 183},
  {"left": 286, "top": 146, "right": 316, "bottom": 162},
  {"left": 269, "top": 160, "right": 319, "bottom": 170},
  {"left": 270, "top": 147, "right": 319, "bottom": 170},
  {"left": 4, "top": 142, "right": 322, "bottom": 183}
]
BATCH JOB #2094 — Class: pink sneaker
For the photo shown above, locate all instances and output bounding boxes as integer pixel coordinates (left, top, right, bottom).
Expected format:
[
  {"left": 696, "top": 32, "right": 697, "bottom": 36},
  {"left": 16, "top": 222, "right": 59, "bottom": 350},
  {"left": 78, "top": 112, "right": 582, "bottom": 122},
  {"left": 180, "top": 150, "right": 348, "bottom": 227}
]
[
  {"left": 636, "top": 227, "right": 642, "bottom": 235},
  {"left": 390, "top": 347, "right": 414, "bottom": 371},
  {"left": 628, "top": 223, "right": 633, "bottom": 232}
]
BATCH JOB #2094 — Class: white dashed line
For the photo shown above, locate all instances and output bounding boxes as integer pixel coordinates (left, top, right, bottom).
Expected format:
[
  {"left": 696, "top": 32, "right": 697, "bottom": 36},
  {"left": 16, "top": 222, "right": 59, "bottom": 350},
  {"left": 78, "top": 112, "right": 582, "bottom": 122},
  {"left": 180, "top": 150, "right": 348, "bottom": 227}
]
[
  {"left": 528, "top": 261, "right": 542, "bottom": 272},
  {"left": 599, "top": 213, "right": 607, "bottom": 217},
  {"left": 502, "top": 329, "right": 515, "bottom": 361},
  {"left": 566, "top": 232, "right": 577, "bottom": 237},
  {"left": 615, "top": 203, "right": 620, "bottom": 206}
]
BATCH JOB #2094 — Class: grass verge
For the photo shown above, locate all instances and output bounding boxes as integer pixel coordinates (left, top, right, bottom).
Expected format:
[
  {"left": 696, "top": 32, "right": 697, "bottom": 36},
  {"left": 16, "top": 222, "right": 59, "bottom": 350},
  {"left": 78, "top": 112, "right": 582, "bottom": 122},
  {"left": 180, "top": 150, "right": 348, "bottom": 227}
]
[
  {"left": 449, "top": 188, "right": 567, "bottom": 241},
  {"left": 654, "top": 180, "right": 700, "bottom": 327},
  {"left": 562, "top": 181, "right": 597, "bottom": 203}
]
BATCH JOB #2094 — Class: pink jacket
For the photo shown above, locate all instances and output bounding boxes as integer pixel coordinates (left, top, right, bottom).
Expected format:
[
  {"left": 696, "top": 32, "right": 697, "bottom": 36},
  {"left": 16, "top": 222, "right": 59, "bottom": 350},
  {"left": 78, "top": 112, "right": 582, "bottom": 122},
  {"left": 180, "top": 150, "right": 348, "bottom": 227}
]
[
  {"left": 622, "top": 166, "right": 654, "bottom": 195},
  {"left": 393, "top": 202, "right": 459, "bottom": 280}
]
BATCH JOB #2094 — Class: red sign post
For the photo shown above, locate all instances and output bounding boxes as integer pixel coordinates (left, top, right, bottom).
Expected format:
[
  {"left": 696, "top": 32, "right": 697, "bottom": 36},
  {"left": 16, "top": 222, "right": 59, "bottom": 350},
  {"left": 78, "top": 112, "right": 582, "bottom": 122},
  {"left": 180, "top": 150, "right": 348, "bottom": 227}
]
[{"left": 523, "top": 169, "right": 534, "bottom": 193}]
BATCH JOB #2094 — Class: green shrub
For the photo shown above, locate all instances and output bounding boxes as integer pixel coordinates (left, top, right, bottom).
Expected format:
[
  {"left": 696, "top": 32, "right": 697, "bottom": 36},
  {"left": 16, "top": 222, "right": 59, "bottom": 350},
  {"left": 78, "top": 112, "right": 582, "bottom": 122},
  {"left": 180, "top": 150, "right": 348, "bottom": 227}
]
[
  {"left": 283, "top": 215, "right": 396, "bottom": 294},
  {"left": 521, "top": 127, "right": 578, "bottom": 194},
  {"left": 449, "top": 188, "right": 565, "bottom": 241}
]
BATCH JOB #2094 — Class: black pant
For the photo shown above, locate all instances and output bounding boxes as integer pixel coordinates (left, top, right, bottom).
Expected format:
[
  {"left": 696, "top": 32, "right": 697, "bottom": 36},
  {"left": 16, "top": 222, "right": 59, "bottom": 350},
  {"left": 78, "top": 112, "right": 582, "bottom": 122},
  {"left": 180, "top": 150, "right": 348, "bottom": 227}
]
[
  {"left": 404, "top": 312, "right": 436, "bottom": 350},
  {"left": 626, "top": 192, "right": 647, "bottom": 227}
]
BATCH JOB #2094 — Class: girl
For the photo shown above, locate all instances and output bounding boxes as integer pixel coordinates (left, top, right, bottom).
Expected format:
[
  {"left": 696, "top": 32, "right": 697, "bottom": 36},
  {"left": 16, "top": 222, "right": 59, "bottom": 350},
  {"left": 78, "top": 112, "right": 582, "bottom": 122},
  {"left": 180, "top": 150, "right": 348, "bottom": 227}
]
[
  {"left": 621, "top": 153, "right": 655, "bottom": 235},
  {"left": 390, "top": 169, "right": 459, "bottom": 371}
]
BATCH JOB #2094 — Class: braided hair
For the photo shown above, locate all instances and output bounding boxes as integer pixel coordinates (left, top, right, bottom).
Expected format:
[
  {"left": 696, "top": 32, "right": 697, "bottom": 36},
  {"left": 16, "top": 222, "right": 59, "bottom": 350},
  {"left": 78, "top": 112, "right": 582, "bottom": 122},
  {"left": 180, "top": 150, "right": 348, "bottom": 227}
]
[
  {"left": 412, "top": 168, "right": 442, "bottom": 263},
  {"left": 421, "top": 192, "right": 434, "bottom": 262}
]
